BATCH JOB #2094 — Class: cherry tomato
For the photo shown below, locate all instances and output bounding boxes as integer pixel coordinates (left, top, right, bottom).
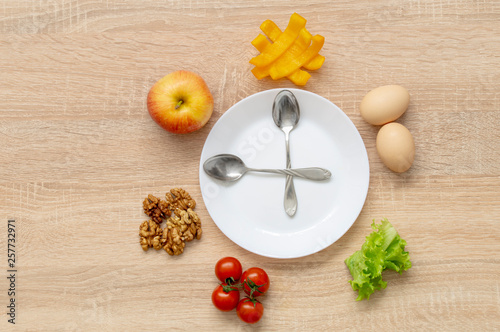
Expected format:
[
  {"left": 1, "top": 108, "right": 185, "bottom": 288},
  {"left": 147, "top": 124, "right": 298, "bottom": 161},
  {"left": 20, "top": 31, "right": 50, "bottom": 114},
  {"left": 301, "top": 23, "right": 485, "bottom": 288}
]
[
  {"left": 236, "top": 298, "right": 264, "bottom": 324},
  {"left": 215, "top": 257, "right": 242, "bottom": 284},
  {"left": 241, "top": 267, "right": 270, "bottom": 297},
  {"left": 211, "top": 283, "right": 240, "bottom": 312}
]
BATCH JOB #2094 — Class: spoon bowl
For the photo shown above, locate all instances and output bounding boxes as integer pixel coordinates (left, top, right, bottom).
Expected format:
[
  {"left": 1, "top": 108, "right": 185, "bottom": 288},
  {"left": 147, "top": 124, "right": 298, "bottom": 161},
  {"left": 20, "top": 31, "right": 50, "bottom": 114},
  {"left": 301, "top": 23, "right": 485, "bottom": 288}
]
[
  {"left": 203, "top": 154, "right": 247, "bottom": 181},
  {"left": 272, "top": 90, "right": 300, "bottom": 132}
]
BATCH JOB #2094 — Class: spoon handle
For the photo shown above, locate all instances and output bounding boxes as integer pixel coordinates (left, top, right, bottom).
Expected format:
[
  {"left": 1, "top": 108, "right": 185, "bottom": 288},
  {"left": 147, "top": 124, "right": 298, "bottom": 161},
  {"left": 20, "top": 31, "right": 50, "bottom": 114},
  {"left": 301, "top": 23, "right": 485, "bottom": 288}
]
[
  {"left": 249, "top": 168, "right": 331, "bottom": 181},
  {"left": 283, "top": 131, "right": 297, "bottom": 216}
]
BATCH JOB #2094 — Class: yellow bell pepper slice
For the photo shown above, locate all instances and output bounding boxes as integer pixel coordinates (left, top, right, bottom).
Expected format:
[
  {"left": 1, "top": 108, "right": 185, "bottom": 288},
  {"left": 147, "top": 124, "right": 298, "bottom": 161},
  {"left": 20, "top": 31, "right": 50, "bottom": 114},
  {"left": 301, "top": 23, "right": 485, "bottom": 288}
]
[
  {"left": 252, "top": 28, "right": 312, "bottom": 80},
  {"left": 251, "top": 34, "right": 269, "bottom": 52},
  {"left": 251, "top": 65, "right": 269, "bottom": 80},
  {"left": 260, "top": 19, "right": 281, "bottom": 42},
  {"left": 249, "top": 13, "right": 306, "bottom": 67},
  {"left": 250, "top": 35, "right": 274, "bottom": 79},
  {"left": 269, "top": 34, "right": 325, "bottom": 80},
  {"left": 303, "top": 54, "right": 325, "bottom": 70},
  {"left": 259, "top": 18, "right": 325, "bottom": 71},
  {"left": 287, "top": 69, "right": 311, "bottom": 86},
  {"left": 251, "top": 65, "right": 268, "bottom": 80}
]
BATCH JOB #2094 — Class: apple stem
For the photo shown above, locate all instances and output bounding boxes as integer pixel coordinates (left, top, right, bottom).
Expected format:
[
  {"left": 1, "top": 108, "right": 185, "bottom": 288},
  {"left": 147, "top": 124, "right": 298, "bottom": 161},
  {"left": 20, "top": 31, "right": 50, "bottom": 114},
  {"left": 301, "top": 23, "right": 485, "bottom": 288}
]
[{"left": 175, "top": 100, "right": 183, "bottom": 109}]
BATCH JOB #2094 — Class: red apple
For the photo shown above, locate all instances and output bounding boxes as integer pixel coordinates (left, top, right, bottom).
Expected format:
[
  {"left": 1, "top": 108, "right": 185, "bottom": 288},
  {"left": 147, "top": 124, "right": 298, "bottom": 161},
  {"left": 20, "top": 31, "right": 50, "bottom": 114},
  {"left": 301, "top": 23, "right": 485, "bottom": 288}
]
[{"left": 147, "top": 70, "right": 214, "bottom": 134}]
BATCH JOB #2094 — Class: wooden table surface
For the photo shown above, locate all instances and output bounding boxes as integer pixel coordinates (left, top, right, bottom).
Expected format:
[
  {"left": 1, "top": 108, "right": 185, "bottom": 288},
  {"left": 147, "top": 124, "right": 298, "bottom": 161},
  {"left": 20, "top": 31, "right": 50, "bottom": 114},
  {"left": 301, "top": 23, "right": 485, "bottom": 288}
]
[{"left": 1, "top": 1, "right": 499, "bottom": 330}]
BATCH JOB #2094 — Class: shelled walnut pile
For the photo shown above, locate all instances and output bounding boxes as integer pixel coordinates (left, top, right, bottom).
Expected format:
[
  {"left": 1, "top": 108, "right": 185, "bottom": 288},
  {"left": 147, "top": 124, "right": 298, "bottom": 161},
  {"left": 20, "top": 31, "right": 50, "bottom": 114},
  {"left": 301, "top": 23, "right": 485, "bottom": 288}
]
[{"left": 139, "top": 188, "right": 202, "bottom": 256}]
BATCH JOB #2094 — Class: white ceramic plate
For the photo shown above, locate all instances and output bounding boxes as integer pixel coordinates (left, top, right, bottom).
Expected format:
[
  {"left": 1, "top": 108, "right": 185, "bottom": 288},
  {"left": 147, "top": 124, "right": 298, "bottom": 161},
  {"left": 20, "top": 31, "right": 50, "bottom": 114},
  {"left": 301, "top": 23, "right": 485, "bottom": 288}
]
[{"left": 199, "top": 88, "right": 369, "bottom": 259}]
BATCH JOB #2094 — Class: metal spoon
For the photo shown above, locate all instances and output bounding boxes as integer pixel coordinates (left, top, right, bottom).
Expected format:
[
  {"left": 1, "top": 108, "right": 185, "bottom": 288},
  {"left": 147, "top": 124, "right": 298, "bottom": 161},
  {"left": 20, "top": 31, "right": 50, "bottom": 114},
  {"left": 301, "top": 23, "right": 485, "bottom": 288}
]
[
  {"left": 203, "top": 154, "right": 331, "bottom": 182},
  {"left": 272, "top": 90, "right": 300, "bottom": 216}
]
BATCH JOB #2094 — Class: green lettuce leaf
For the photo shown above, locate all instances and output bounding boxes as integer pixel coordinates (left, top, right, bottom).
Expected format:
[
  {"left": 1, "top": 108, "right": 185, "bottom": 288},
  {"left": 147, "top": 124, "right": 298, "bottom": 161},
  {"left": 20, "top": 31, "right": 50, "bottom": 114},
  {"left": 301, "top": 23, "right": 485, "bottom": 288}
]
[{"left": 345, "top": 219, "right": 411, "bottom": 300}]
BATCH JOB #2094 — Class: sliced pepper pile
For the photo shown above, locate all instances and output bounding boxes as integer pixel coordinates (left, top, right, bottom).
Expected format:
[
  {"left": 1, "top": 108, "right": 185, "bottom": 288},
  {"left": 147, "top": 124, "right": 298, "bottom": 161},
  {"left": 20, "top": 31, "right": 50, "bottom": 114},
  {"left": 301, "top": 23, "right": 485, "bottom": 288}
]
[{"left": 250, "top": 13, "right": 325, "bottom": 86}]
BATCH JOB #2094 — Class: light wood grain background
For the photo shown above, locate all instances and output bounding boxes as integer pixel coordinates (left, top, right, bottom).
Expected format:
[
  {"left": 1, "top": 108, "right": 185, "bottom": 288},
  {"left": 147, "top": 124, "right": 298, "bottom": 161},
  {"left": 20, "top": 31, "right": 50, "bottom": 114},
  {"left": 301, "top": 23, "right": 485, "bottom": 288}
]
[{"left": 1, "top": 0, "right": 499, "bottom": 330}]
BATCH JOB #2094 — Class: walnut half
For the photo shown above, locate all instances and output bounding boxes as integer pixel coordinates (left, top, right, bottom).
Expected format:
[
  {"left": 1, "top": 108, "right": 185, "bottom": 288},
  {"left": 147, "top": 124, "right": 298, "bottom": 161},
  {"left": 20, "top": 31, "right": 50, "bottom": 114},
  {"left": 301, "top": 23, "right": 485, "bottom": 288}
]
[
  {"left": 163, "top": 227, "right": 186, "bottom": 256},
  {"left": 143, "top": 194, "right": 171, "bottom": 224},
  {"left": 166, "top": 188, "right": 196, "bottom": 211},
  {"left": 139, "top": 220, "right": 163, "bottom": 251}
]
